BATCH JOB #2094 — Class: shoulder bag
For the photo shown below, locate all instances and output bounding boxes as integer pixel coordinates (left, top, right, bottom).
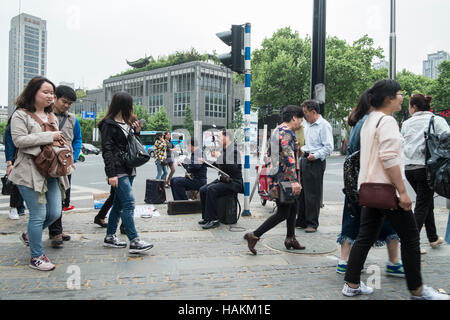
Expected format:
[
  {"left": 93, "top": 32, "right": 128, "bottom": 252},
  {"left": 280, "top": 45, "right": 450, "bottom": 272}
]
[
  {"left": 358, "top": 115, "right": 399, "bottom": 210},
  {"left": 119, "top": 127, "right": 150, "bottom": 168}
]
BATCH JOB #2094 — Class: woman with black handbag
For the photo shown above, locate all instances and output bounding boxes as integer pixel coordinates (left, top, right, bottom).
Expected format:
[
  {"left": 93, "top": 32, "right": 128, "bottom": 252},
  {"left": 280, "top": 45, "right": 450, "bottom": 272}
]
[
  {"left": 342, "top": 79, "right": 449, "bottom": 300},
  {"left": 98, "top": 92, "right": 153, "bottom": 254},
  {"left": 243, "top": 105, "right": 305, "bottom": 255}
]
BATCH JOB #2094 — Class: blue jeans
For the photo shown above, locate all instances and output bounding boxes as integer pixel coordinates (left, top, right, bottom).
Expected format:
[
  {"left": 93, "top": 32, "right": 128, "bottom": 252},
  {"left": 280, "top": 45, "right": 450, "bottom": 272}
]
[
  {"left": 445, "top": 210, "right": 450, "bottom": 244},
  {"left": 106, "top": 176, "right": 138, "bottom": 241},
  {"left": 156, "top": 160, "right": 168, "bottom": 180},
  {"left": 337, "top": 195, "right": 400, "bottom": 247},
  {"left": 18, "top": 178, "right": 62, "bottom": 258}
]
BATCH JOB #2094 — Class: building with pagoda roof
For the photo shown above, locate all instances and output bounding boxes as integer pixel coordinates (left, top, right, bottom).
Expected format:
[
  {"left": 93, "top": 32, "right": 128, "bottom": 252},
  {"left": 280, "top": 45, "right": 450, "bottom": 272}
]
[{"left": 102, "top": 60, "right": 244, "bottom": 130}]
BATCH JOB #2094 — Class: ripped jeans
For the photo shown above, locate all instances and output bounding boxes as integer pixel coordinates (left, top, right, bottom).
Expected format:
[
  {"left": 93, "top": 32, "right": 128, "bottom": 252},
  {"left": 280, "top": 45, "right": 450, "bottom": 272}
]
[{"left": 106, "top": 176, "right": 138, "bottom": 241}]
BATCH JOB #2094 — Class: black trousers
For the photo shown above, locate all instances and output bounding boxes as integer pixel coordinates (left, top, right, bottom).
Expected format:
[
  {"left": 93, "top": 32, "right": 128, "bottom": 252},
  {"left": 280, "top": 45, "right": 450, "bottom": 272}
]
[
  {"left": 296, "top": 157, "right": 326, "bottom": 229},
  {"left": 62, "top": 174, "right": 72, "bottom": 208},
  {"left": 96, "top": 186, "right": 115, "bottom": 220},
  {"left": 344, "top": 206, "right": 422, "bottom": 291},
  {"left": 200, "top": 181, "right": 237, "bottom": 222},
  {"left": 171, "top": 177, "right": 206, "bottom": 200},
  {"left": 405, "top": 168, "right": 438, "bottom": 243},
  {"left": 254, "top": 201, "right": 297, "bottom": 238},
  {"left": 10, "top": 184, "right": 25, "bottom": 210}
]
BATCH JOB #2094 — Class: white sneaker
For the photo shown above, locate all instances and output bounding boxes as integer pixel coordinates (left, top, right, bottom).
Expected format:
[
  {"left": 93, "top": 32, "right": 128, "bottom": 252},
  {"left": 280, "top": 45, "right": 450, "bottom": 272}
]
[
  {"left": 411, "top": 286, "right": 450, "bottom": 300},
  {"left": 9, "top": 208, "right": 19, "bottom": 220},
  {"left": 342, "top": 281, "right": 374, "bottom": 297},
  {"left": 29, "top": 255, "right": 56, "bottom": 271}
]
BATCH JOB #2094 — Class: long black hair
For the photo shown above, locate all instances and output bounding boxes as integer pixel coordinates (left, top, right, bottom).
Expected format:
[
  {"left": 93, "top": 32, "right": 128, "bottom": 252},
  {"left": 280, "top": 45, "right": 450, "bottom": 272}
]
[
  {"left": 348, "top": 79, "right": 401, "bottom": 126},
  {"left": 98, "top": 91, "right": 135, "bottom": 127},
  {"left": 15, "top": 76, "right": 56, "bottom": 113}
]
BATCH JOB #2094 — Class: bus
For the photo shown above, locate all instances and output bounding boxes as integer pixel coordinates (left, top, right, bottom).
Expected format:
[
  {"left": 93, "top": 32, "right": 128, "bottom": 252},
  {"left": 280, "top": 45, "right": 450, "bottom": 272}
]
[{"left": 139, "top": 131, "right": 185, "bottom": 157}]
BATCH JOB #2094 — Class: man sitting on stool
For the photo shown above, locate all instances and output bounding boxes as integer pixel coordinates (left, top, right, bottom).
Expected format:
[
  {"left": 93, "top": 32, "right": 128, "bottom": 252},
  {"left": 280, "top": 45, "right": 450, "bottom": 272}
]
[
  {"left": 170, "top": 138, "right": 207, "bottom": 200},
  {"left": 199, "top": 129, "right": 244, "bottom": 230}
]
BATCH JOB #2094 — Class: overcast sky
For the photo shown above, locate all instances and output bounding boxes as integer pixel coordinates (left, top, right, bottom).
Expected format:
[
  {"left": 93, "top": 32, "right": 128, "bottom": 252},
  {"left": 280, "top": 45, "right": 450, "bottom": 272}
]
[{"left": 1, "top": 0, "right": 449, "bottom": 105}]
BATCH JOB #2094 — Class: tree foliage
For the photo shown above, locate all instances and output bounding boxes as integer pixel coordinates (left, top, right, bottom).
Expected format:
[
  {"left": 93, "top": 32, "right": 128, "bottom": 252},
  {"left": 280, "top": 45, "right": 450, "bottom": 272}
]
[
  {"left": 250, "top": 27, "right": 439, "bottom": 131},
  {"left": 183, "top": 106, "right": 194, "bottom": 136},
  {"left": 148, "top": 108, "right": 171, "bottom": 131},
  {"left": 111, "top": 48, "right": 220, "bottom": 78},
  {"left": 252, "top": 27, "right": 311, "bottom": 113},
  {"left": 431, "top": 60, "right": 450, "bottom": 112}
]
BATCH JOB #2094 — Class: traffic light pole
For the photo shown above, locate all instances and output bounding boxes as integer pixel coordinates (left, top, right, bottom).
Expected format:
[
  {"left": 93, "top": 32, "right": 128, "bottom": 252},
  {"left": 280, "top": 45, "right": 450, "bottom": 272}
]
[{"left": 242, "top": 22, "right": 252, "bottom": 217}]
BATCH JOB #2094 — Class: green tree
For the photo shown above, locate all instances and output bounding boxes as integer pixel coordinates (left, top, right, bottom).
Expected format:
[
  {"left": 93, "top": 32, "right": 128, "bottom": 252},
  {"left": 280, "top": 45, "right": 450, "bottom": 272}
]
[
  {"left": 251, "top": 27, "right": 311, "bottom": 113},
  {"left": 0, "top": 121, "right": 7, "bottom": 142},
  {"left": 133, "top": 105, "right": 152, "bottom": 131},
  {"left": 324, "top": 35, "right": 384, "bottom": 124},
  {"left": 395, "top": 69, "right": 435, "bottom": 123},
  {"left": 148, "top": 108, "right": 171, "bottom": 131},
  {"left": 183, "top": 106, "right": 194, "bottom": 136},
  {"left": 77, "top": 117, "right": 95, "bottom": 145},
  {"left": 431, "top": 60, "right": 450, "bottom": 113},
  {"left": 251, "top": 28, "right": 386, "bottom": 129}
]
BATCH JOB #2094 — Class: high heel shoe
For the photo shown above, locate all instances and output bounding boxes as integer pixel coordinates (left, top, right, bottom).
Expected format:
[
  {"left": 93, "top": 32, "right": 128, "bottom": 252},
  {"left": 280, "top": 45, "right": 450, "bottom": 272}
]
[
  {"left": 285, "top": 236, "right": 306, "bottom": 250},
  {"left": 244, "top": 232, "right": 259, "bottom": 255}
]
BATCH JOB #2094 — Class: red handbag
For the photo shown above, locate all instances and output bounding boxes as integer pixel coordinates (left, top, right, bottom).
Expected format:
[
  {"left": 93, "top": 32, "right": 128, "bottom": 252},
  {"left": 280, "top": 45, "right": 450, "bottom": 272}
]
[
  {"left": 358, "top": 115, "right": 398, "bottom": 211},
  {"left": 359, "top": 183, "right": 398, "bottom": 210}
]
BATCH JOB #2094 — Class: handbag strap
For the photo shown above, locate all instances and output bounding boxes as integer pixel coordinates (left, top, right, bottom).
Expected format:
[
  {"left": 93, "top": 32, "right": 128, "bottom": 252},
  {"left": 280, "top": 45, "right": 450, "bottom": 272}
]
[
  {"left": 364, "top": 114, "right": 386, "bottom": 183},
  {"left": 427, "top": 115, "right": 435, "bottom": 136},
  {"left": 22, "top": 109, "right": 57, "bottom": 132}
]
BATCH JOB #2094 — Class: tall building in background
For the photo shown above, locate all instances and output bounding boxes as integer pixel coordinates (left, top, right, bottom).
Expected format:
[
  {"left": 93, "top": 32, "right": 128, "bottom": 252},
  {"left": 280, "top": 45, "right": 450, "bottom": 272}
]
[
  {"left": 423, "top": 50, "right": 449, "bottom": 79},
  {"left": 8, "top": 13, "right": 47, "bottom": 115}
]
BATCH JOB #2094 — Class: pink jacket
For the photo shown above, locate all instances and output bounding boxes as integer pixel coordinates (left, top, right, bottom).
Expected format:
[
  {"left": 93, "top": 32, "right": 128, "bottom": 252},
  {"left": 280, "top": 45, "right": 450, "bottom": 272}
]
[{"left": 358, "top": 111, "right": 404, "bottom": 189}]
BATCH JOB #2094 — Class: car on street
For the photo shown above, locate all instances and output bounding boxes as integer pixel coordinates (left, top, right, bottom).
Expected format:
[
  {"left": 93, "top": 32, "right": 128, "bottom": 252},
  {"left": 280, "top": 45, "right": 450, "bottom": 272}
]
[{"left": 82, "top": 143, "right": 100, "bottom": 155}]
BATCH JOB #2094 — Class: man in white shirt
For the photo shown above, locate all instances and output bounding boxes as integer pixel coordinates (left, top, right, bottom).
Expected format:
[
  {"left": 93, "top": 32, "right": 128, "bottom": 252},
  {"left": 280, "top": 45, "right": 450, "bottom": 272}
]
[{"left": 296, "top": 100, "right": 334, "bottom": 232}]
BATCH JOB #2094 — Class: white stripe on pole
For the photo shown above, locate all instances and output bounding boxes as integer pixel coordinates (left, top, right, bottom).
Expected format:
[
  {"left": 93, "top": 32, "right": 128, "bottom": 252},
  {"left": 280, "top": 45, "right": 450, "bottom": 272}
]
[{"left": 243, "top": 23, "right": 251, "bottom": 216}]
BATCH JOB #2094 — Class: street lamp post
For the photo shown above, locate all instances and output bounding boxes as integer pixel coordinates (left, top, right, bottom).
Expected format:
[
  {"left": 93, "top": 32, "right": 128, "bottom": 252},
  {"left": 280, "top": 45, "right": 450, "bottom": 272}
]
[{"left": 389, "top": 0, "right": 397, "bottom": 80}]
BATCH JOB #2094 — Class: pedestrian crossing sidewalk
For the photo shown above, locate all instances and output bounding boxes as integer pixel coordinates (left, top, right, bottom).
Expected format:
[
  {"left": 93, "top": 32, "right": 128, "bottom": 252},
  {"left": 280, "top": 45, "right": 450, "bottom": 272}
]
[{"left": 0, "top": 184, "right": 109, "bottom": 215}]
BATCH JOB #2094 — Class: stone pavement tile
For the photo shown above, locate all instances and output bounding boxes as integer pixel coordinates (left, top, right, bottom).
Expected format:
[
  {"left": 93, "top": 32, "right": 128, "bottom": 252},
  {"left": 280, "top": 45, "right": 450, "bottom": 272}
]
[{"left": 0, "top": 201, "right": 449, "bottom": 300}]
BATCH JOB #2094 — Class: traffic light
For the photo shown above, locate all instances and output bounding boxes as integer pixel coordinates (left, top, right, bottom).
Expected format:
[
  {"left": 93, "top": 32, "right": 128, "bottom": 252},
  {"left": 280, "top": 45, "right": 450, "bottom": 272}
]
[
  {"left": 234, "top": 99, "right": 240, "bottom": 112},
  {"left": 216, "top": 25, "right": 244, "bottom": 74}
]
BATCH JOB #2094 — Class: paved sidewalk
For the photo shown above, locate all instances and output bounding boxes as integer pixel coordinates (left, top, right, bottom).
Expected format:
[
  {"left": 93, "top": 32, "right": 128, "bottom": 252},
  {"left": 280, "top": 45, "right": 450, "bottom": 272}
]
[{"left": 0, "top": 197, "right": 449, "bottom": 300}]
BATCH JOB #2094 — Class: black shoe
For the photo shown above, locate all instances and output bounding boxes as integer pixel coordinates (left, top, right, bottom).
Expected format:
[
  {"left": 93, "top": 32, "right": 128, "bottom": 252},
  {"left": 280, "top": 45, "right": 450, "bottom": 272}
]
[
  {"left": 202, "top": 220, "right": 220, "bottom": 230},
  {"left": 94, "top": 216, "right": 107, "bottom": 228},
  {"left": 129, "top": 238, "right": 153, "bottom": 254},
  {"left": 120, "top": 224, "right": 126, "bottom": 234},
  {"left": 103, "top": 235, "right": 127, "bottom": 248},
  {"left": 198, "top": 219, "right": 208, "bottom": 225}
]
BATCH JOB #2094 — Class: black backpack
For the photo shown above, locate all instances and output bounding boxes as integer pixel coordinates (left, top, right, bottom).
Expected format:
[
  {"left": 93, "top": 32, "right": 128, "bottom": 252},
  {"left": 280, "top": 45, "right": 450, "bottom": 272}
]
[{"left": 425, "top": 116, "right": 450, "bottom": 199}]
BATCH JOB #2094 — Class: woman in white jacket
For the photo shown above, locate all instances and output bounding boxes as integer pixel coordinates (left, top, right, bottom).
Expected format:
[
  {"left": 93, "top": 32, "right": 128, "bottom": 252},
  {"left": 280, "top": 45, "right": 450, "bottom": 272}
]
[{"left": 401, "top": 94, "right": 449, "bottom": 253}]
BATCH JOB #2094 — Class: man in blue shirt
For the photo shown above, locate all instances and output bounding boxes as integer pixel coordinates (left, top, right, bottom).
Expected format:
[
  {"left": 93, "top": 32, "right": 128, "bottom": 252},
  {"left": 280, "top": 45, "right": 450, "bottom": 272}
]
[
  {"left": 48, "top": 85, "right": 82, "bottom": 248},
  {"left": 296, "top": 99, "right": 333, "bottom": 232}
]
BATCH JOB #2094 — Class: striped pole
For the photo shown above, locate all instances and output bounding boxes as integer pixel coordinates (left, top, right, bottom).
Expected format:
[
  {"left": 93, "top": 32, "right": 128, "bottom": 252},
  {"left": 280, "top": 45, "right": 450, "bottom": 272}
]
[{"left": 242, "top": 23, "right": 251, "bottom": 217}]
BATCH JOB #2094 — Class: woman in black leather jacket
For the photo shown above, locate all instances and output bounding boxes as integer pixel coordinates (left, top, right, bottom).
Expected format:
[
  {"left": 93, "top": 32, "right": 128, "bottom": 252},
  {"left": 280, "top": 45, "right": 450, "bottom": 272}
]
[{"left": 98, "top": 92, "right": 153, "bottom": 254}]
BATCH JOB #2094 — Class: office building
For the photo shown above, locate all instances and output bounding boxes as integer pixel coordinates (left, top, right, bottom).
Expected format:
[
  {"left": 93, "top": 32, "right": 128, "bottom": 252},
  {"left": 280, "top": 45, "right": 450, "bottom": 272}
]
[
  {"left": 102, "top": 61, "right": 244, "bottom": 130},
  {"left": 423, "top": 50, "right": 449, "bottom": 79},
  {"left": 8, "top": 13, "right": 47, "bottom": 115}
]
